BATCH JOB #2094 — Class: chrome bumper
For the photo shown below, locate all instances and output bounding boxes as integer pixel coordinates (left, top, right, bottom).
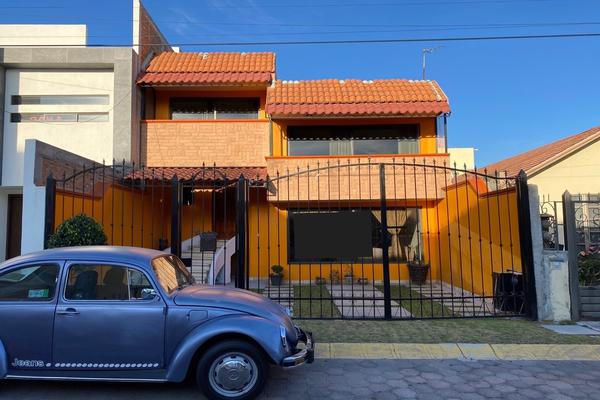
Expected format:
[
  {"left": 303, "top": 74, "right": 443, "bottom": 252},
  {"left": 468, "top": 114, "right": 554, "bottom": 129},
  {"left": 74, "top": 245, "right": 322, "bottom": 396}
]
[{"left": 282, "top": 329, "right": 314, "bottom": 368}]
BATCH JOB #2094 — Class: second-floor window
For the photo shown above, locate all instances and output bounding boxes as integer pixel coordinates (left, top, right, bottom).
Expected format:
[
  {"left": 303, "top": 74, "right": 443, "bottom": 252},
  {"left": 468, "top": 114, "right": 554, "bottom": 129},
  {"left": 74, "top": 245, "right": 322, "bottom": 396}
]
[
  {"left": 170, "top": 98, "right": 259, "bottom": 120},
  {"left": 287, "top": 125, "right": 420, "bottom": 156}
]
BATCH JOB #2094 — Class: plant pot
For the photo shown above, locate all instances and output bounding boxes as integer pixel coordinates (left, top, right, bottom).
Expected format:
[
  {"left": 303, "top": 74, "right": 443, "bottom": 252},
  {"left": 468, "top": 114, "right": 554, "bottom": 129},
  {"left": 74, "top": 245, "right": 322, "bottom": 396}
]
[
  {"left": 270, "top": 274, "right": 283, "bottom": 286},
  {"left": 408, "top": 262, "right": 430, "bottom": 285}
]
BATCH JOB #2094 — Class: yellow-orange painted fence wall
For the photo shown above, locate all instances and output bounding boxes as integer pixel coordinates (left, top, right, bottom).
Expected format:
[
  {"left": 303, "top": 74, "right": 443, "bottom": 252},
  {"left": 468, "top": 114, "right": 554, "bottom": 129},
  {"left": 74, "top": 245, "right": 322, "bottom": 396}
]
[
  {"left": 424, "top": 181, "right": 521, "bottom": 296},
  {"left": 247, "top": 180, "right": 521, "bottom": 296},
  {"left": 54, "top": 185, "right": 213, "bottom": 250}
]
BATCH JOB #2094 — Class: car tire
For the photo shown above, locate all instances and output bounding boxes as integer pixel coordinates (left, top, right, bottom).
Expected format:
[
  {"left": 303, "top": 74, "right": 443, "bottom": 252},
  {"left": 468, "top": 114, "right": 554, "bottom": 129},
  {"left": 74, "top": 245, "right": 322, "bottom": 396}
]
[{"left": 196, "top": 339, "right": 268, "bottom": 400}]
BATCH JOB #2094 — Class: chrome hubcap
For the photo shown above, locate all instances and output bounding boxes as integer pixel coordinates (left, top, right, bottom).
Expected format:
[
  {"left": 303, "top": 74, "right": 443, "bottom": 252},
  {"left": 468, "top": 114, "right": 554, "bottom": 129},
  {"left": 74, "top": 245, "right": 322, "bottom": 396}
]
[{"left": 209, "top": 352, "right": 257, "bottom": 397}]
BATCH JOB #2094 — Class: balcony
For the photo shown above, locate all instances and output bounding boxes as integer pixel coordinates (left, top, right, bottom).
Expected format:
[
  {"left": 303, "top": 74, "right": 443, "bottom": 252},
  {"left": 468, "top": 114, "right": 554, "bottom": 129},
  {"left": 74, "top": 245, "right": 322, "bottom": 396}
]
[
  {"left": 141, "top": 120, "right": 270, "bottom": 167},
  {"left": 265, "top": 154, "right": 451, "bottom": 203}
]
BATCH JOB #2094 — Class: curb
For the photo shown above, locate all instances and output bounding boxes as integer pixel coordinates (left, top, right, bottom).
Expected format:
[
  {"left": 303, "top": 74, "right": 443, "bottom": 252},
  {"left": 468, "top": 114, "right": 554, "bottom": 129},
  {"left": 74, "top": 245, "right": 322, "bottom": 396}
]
[{"left": 315, "top": 343, "right": 600, "bottom": 361}]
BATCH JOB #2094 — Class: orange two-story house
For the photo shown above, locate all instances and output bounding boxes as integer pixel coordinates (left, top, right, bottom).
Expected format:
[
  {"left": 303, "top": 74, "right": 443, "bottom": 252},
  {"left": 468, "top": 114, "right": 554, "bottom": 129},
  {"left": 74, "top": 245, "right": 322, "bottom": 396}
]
[{"left": 136, "top": 51, "right": 454, "bottom": 286}]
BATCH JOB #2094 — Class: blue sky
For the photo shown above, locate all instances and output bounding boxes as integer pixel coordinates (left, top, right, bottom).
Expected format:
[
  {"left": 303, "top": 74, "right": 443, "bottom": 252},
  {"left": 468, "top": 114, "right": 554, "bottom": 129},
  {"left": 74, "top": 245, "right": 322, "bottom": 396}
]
[{"left": 1, "top": 0, "right": 599, "bottom": 166}]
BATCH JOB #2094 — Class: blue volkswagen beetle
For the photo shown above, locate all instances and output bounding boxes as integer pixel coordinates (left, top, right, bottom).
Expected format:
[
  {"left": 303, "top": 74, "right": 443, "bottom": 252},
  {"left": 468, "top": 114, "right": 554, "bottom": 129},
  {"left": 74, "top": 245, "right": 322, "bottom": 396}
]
[{"left": 0, "top": 246, "right": 313, "bottom": 400}]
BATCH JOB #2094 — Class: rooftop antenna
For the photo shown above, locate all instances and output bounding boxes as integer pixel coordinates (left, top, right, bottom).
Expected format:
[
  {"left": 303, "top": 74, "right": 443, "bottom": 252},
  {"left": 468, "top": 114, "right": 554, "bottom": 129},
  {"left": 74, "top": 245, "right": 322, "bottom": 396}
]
[{"left": 421, "top": 46, "right": 443, "bottom": 80}]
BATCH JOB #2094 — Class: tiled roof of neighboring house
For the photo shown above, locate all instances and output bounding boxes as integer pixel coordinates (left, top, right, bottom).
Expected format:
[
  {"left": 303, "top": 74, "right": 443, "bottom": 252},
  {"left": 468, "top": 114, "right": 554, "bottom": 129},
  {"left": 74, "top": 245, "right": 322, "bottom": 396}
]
[
  {"left": 485, "top": 125, "right": 600, "bottom": 178},
  {"left": 265, "top": 79, "right": 450, "bottom": 117},
  {"left": 137, "top": 52, "right": 275, "bottom": 86},
  {"left": 126, "top": 166, "right": 268, "bottom": 183}
]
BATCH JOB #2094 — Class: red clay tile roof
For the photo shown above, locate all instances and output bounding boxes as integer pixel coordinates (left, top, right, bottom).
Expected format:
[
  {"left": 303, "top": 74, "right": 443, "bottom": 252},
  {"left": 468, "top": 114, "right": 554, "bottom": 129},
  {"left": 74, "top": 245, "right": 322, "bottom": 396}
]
[
  {"left": 265, "top": 79, "right": 450, "bottom": 117},
  {"left": 138, "top": 52, "right": 275, "bottom": 86},
  {"left": 486, "top": 125, "right": 600, "bottom": 177},
  {"left": 127, "top": 166, "right": 267, "bottom": 182}
]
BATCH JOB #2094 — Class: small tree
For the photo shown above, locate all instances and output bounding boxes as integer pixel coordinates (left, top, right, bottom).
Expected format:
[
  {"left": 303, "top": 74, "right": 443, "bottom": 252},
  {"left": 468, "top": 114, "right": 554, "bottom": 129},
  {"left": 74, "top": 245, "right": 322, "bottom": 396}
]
[{"left": 47, "top": 214, "right": 107, "bottom": 248}]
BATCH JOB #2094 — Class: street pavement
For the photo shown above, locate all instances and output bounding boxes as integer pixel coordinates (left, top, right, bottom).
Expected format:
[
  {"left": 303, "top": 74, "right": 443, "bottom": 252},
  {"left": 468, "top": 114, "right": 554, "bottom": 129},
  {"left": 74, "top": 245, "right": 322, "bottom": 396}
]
[{"left": 1, "top": 359, "right": 599, "bottom": 399}]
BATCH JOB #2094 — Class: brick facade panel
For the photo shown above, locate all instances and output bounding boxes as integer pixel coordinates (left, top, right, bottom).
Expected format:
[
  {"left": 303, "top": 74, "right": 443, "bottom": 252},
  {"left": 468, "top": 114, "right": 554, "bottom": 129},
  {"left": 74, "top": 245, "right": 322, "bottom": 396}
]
[
  {"left": 266, "top": 155, "right": 450, "bottom": 202},
  {"left": 141, "top": 121, "right": 270, "bottom": 167}
]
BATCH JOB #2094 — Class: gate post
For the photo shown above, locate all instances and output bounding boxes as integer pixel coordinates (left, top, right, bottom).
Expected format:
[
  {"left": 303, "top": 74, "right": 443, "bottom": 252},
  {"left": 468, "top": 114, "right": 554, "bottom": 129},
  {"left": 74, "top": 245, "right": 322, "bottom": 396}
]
[
  {"left": 235, "top": 175, "right": 248, "bottom": 289},
  {"left": 171, "top": 175, "right": 182, "bottom": 258},
  {"left": 516, "top": 170, "right": 538, "bottom": 319},
  {"left": 44, "top": 174, "right": 56, "bottom": 249},
  {"left": 379, "top": 164, "right": 392, "bottom": 320},
  {"left": 562, "top": 190, "right": 581, "bottom": 321}
]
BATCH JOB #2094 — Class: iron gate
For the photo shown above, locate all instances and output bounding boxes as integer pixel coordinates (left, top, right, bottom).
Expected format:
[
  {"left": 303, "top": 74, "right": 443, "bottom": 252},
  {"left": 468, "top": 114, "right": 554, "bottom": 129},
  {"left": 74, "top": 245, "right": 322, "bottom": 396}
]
[{"left": 244, "top": 159, "right": 536, "bottom": 320}]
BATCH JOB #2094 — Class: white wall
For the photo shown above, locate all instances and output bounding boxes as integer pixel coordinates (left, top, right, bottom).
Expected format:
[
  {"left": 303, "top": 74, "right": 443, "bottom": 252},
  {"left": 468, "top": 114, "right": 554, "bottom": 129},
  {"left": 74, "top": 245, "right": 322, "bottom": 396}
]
[
  {"left": 0, "top": 25, "right": 86, "bottom": 47},
  {"left": 531, "top": 139, "right": 600, "bottom": 201},
  {"left": 448, "top": 147, "right": 476, "bottom": 170},
  {"left": 20, "top": 140, "right": 46, "bottom": 256},
  {"left": 2, "top": 69, "right": 115, "bottom": 187}
]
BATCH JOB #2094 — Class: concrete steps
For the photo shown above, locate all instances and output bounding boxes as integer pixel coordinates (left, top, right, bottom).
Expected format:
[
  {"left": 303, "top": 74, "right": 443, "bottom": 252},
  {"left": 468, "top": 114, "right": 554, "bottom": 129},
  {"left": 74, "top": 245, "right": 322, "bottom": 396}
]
[{"left": 183, "top": 240, "right": 226, "bottom": 284}]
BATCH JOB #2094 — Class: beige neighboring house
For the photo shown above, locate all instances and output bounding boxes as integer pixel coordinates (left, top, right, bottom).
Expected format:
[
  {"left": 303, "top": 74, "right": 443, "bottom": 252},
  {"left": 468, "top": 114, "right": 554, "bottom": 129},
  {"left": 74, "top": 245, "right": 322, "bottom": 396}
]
[{"left": 486, "top": 125, "right": 600, "bottom": 201}]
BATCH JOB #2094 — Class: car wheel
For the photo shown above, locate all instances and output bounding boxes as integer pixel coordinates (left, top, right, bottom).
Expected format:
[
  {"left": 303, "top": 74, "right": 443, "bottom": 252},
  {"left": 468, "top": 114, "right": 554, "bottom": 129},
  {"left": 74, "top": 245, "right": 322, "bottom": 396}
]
[{"left": 196, "top": 339, "right": 268, "bottom": 400}]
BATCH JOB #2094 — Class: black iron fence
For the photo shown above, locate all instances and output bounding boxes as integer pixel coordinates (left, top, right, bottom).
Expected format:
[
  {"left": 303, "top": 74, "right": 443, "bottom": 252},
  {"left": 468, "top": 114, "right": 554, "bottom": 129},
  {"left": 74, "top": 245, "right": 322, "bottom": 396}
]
[
  {"left": 246, "top": 159, "right": 535, "bottom": 320},
  {"left": 44, "top": 159, "right": 536, "bottom": 320}
]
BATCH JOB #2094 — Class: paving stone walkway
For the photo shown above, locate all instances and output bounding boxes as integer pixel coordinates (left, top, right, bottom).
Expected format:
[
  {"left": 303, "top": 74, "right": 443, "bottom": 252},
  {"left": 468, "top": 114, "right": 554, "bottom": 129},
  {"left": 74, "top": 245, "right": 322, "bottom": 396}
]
[
  {"left": 328, "top": 284, "right": 412, "bottom": 318},
  {"left": 2, "top": 359, "right": 599, "bottom": 399}
]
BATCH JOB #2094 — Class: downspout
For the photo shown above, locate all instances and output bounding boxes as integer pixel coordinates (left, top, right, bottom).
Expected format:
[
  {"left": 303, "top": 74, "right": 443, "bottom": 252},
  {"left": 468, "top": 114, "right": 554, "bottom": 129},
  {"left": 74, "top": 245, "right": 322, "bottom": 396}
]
[
  {"left": 444, "top": 113, "right": 449, "bottom": 153},
  {"left": 139, "top": 86, "right": 146, "bottom": 166}
]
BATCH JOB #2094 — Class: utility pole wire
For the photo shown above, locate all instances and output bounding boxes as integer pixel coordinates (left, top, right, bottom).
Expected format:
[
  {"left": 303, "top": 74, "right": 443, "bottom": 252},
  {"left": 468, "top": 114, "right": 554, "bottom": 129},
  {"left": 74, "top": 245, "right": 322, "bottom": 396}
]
[{"left": 1, "top": 32, "right": 599, "bottom": 48}]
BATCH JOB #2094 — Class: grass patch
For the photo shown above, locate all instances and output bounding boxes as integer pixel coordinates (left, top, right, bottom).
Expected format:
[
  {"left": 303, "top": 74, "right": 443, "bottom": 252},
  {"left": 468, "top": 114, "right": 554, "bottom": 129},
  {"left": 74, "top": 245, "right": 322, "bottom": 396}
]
[
  {"left": 296, "top": 319, "right": 600, "bottom": 344},
  {"left": 380, "top": 285, "right": 456, "bottom": 318},
  {"left": 293, "top": 285, "right": 341, "bottom": 319}
]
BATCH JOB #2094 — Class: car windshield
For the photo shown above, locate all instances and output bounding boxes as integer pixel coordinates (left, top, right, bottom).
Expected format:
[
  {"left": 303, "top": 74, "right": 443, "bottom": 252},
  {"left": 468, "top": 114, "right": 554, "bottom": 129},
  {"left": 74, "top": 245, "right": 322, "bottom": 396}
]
[{"left": 151, "top": 255, "right": 193, "bottom": 294}]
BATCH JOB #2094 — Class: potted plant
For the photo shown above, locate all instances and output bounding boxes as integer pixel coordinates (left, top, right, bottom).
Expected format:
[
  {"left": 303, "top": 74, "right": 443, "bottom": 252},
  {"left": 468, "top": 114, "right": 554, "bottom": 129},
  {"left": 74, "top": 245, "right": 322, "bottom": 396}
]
[
  {"left": 270, "top": 264, "right": 284, "bottom": 286},
  {"left": 329, "top": 270, "right": 340, "bottom": 284},
  {"left": 47, "top": 214, "right": 107, "bottom": 248},
  {"left": 314, "top": 276, "right": 327, "bottom": 285},
  {"left": 408, "top": 257, "right": 430, "bottom": 285}
]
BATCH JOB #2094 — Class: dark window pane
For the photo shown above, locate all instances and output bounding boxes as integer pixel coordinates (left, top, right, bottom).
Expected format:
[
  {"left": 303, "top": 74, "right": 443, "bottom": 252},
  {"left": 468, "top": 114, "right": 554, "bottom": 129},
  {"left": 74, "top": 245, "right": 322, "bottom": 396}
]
[
  {"left": 65, "top": 265, "right": 129, "bottom": 301},
  {"left": 11, "top": 95, "right": 109, "bottom": 105},
  {"left": 77, "top": 113, "right": 109, "bottom": 122},
  {"left": 214, "top": 99, "right": 259, "bottom": 119},
  {"left": 288, "top": 140, "right": 330, "bottom": 156},
  {"left": 287, "top": 125, "right": 420, "bottom": 156},
  {"left": 353, "top": 139, "right": 399, "bottom": 155},
  {"left": 288, "top": 208, "right": 422, "bottom": 263},
  {"left": 0, "top": 264, "right": 59, "bottom": 301}
]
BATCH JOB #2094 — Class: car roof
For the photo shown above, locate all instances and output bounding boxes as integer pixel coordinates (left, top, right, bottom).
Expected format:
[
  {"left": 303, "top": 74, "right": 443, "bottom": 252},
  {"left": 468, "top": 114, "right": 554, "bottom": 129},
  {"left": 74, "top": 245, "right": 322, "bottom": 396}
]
[{"left": 0, "top": 246, "right": 169, "bottom": 271}]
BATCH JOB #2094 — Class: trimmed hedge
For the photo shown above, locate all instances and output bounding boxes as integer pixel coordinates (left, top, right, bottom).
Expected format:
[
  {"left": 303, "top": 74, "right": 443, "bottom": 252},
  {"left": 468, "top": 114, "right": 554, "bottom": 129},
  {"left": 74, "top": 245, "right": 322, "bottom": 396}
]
[{"left": 47, "top": 214, "right": 107, "bottom": 248}]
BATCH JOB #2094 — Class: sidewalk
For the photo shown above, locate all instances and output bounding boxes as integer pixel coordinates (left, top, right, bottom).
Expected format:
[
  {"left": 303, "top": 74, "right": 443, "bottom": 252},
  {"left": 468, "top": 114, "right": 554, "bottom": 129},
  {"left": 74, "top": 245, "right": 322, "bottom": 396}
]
[{"left": 316, "top": 342, "right": 600, "bottom": 361}]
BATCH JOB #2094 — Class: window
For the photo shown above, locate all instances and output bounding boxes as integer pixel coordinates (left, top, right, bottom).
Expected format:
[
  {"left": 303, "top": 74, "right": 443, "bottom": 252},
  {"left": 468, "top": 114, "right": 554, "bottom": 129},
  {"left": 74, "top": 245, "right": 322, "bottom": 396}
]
[
  {"left": 151, "top": 255, "right": 192, "bottom": 294},
  {"left": 0, "top": 264, "right": 59, "bottom": 301},
  {"left": 288, "top": 208, "right": 422, "bottom": 263},
  {"left": 65, "top": 264, "right": 155, "bottom": 301},
  {"left": 11, "top": 95, "right": 109, "bottom": 105},
  {"left": 170, "top": 98, "right": 259, "bottom": 120},
  {"left": 10, "top": 112, "right": 109, "bottom": 123},
  {"left": 287, "top": 125, "right": 420, "bottom": 156}
]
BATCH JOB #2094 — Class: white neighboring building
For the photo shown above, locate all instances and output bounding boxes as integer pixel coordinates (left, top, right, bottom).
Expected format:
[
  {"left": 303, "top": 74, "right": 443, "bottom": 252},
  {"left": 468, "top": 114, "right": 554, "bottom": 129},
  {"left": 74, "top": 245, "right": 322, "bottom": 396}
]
[
  {"left": 0, "top": 25, "right": 139, "bottom": 261},
  {"left": 448, "top": 147, "right": 476, "bottom": 170}
]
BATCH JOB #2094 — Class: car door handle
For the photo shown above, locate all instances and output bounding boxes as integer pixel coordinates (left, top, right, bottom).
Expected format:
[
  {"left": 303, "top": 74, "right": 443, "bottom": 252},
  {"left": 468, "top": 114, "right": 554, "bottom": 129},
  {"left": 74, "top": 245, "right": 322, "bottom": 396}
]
[{"left": 56, "top": 308, "right": 79, "bottom": 316}]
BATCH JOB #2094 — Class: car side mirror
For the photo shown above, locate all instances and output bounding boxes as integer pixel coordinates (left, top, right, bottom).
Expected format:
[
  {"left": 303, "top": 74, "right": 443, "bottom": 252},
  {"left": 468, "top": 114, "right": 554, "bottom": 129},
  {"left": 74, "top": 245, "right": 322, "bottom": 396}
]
[{"left": 141, "top": 288, "right": 158, "bottom": 300}]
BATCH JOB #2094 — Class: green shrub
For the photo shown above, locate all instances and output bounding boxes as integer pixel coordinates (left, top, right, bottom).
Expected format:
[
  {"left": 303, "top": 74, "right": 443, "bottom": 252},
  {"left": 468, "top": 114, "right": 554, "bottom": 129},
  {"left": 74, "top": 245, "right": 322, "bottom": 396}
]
[
  {"left": 47, "top": 214, "right": 107, "bottom": 248},
  {"left": 271, "top": 264, "right": 284, "bottom": 276},
  {"left": 578, "top": 254, "right": 600, "bottom": 287}
]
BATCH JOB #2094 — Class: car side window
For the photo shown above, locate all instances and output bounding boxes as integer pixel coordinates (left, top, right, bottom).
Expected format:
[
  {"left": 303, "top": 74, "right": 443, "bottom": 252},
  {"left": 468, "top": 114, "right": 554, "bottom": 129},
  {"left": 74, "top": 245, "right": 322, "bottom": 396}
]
[
  {"left": 0, "top": 264, "right": 60, "bottom": 301},
  {"left": 65, "top": 264, "right": 155, "bottom": 301}
]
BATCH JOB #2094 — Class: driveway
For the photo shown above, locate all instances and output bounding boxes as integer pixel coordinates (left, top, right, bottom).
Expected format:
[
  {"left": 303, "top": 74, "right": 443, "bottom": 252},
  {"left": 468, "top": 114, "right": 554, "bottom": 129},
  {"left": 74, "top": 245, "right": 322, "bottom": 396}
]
[{"left": 1, "top": 359, "right": 598, "bottom": 399}]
